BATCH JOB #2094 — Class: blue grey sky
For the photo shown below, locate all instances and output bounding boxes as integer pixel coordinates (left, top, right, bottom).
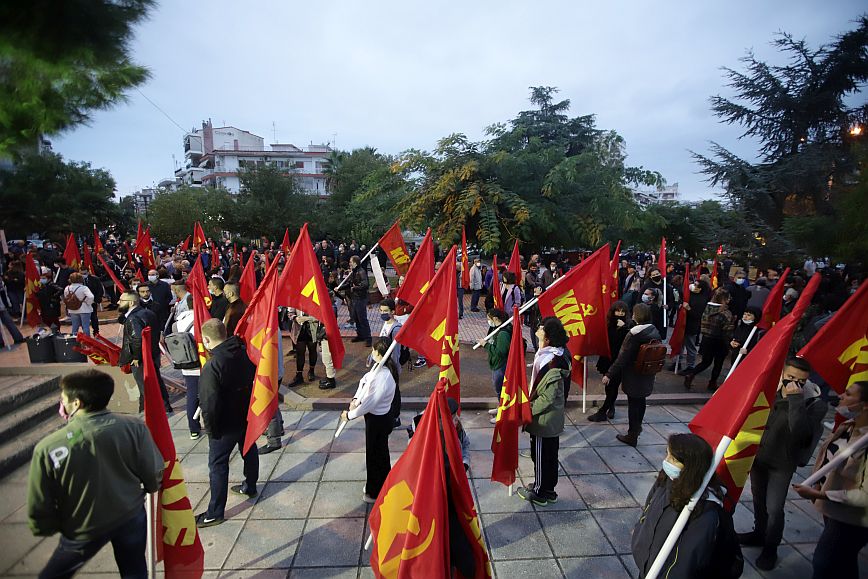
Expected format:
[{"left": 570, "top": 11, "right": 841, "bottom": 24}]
[{"left": 53, "top": 0, "right": 865, "bottom": 201}]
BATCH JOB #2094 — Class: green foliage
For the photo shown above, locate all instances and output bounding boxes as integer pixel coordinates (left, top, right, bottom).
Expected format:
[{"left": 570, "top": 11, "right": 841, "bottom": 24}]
[
  {"left": 0, "top": 0, "right": 154, "bottom": 156},
  {"left": 0, "top": 152, "right": 118, "bottom": 239},
  {"left": 145, "top": 186, "right": 234, "bottom": 244},
  {"left": 233, "top": 164, "right": 311, "bottom": 241}
]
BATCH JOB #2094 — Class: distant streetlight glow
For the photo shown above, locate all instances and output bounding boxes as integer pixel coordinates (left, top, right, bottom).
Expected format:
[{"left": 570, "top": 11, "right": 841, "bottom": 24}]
[{"left": 850, "top": 124, "right": 863, "bottom": 136}]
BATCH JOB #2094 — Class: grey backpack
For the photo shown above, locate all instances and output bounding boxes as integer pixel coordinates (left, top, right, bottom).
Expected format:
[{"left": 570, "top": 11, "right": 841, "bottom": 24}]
[{"left": 165, "top": 332, "right": 200, "bottom": 369}]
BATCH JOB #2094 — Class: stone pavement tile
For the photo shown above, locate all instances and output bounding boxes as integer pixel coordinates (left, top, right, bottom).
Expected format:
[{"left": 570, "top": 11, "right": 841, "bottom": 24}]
[
  {"left": 184, "top": 481, "right": 211, "bottom": 512},
  {"left": 596, "top": 446, "right": 655, "bottom": 474},
  {"left": 517, "top": 453, "right": 567, "bottom": 479},
  {"left": 559, "top": 426, "right": 588, "bottom": 448},
  {"left": 481, "top": 512, "right": 553, "bottom": 561},
  {"left": 639, "top": 406, "right": 679, "bottom": 423},
  {"left": 789, "top": 498, "right": 823, "bottom": 524},
  {"left": 290, "top": 568, "right": 358, "bottom": 579},
  {"left": 468, "top": 449, "right": 495, "bottom": 479},
  {"left": 571, "top": 474, "right": 638, "bottom": 509},
  {"left": 649, "top": 422, "right": 692, "bottom": 439},
  {"left": 664, "top": 404, "right": 701, "bottom": 423},
  {"left": 558, "top": 447, "right": 610, "bottom": 475},
  {"left": 732, "top": 503, "right": 756, "bottom": 534},
  {"left": 636, "top": 445, "right": 668, "bottom": 466},
  {"left": 295, "top": 411, "right": 339, "bottom": 431},
  {"left": 532, "top": 477, "right": 586, "bottom": 512},
  {"left": 221, "top": 570, "right": 287, "bottom": 578},
  {"left": 279, "top": 410, "right": 305, "bottom": 431},
  {"left": 467, "top": 428, "right": 494, "bottom": 451},
  {"left": 293, "top": 516, "right": 365, "bottom": 567},
  {"left": 230, "top": 450, "right": 282, "bottom": 482},
  {"left": 2, "top": 504, "right": 28, "bottom": 524},
  {"left": 619, "top": 554, "right": 640, "bottom": 578},
  {"left": 472, "top": 478, "right": 534, "bottom": 514},
  {"left": 0, "top": 482, "right": 28, "bottom": 521},
  {"left": 223, "top": 518, "right": 304, "bottom": 569},
  {"left": 577, "top": 424, "right": 624, "bottom": 447},
  {"left": 3, "top": 465, "right": 29, "bottom": 483},
  {"left": 199, "top": 520, "right": 245, "bottom": 570},
  {"left": 561, "top": 555, "right": 632, "bottom": 578},
  {"left": 538, "top": 510, "right": 614, "bottom": 557},
  {"left": 309, "top": 481, "right": 371, "bottom": 519},
  {"left": 615, "top": 472, "right": 658, "bottom": 505},
  {"left": 635, "top": 428, "right": 668, "bottom": 446},
  {"left": 179, "top": 451, "right": 212, "bottom": 483},
  {"left": 741, "top": 544, "right": 814, "bottom": 577},
  {"left": 272, "top": 452, "right": 327, "bottom": 483},
  {"left": 460, "top": 411, "right": 498, "bottom": 429},
  {"left": 250, "top": 482, "right": 317, "bottom": 520},
  {"left": 0, "top": 523, "right": 52, "bottom": 575},
  {"left": 330, "top": 427, "right": 366, "bottom": 453},
  {"left": 791, "top": 542, "right": 815, "bottom": 562},
  {"left": 591, "top": 507, "right": 642, "bottom": 554},
  {"left": 286, "top": 430, "right": 335, "bottom": 454},
  {"left": 781, "top": 502, "right": 824, "bottom": 544},
  {"left": 322, "top": 453, "right": 367, "bottom": 481},
  {"left": 493, "top": 558, "right": 563, "bottom": 578},
  {"left": 173, "top": 432, "right": 205, "bottom": 455}
]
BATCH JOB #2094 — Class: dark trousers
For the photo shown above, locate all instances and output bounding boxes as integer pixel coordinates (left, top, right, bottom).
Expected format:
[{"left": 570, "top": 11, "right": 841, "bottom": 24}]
[
  {"left": 813, "top": 516, "right": 868, "bottom": 579},
  {"left": 470, "top": 289, "right": 480, "bottom": 310},
  {"left": 492, "top": 366, "right": 506, "bottom": 398},
  {"left": 90, "top": 309, "right": 100, "bottom": 334},
  {"left": 294, "top": 340, "right": 317, "bottom": 372},
  {"left": 600, "top": 375, "right": 623, "bottom": 414},
  {"left": 529, "top": 434, "right": 560, "bottom": 495},
  {"left": 750, "top": 461, "right": 795, "bottom": 548},
  {"left": 266, "top": 406, "right": 284, "bottom": 447},
  {"left": 0, "top": 309, "right": 25, "bottom": 343},
  {"left": 206, "top": 428, "right": 259, "bottom": 519},
  {"left": 40, "top": 506, "right": 147, "bottom": 579},
  {"left": 184, "top": 375, "right": 200, "bottom": 434},
  {"left": 692, "top": 335, "right": 729, "bottom": 382},
  {"left": 352, "top": 296, "right": 371, "bottom": 339},
  {"left": 627, "top": 395, "right": 646, "bottom": 435},
  {"left": 131, "top": 359, "right": 170, "bottom": 413},
  {"left": 457, "top": 287, "right": 465, "bottom": 318},
  {"left": 364, "top": 412, "right": 393, "bottom": 499}
]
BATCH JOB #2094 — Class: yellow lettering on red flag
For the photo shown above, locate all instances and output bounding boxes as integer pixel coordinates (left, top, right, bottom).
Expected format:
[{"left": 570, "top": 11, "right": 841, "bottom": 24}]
[
  {"left": 438, "top": 335, "right": 459, "bottom": 389},
  {"left": 377, "top": 480, "right": 437, "bottom": 578},
  {"left": 301, "top": 277, "right": 320, "bottom": 306},
  {"left": 389, "top": 247, "right": 411, "bottom": 266},
  {"left": 723, "top": 392, "right": 771, "bottom": 489},
  {"left": 419, "top": 281, "right": 430, "bottom": 295},
  {"left": 839, "top": 336, "right": 868, "bottom": 386},
  {"left": 552, "top": 289, "right": 597, "bottom": 337}
]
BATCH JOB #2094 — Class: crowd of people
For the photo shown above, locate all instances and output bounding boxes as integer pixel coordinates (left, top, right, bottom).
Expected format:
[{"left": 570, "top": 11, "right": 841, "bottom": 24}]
[{"left": 6, "top": 229, "right": 865, "bottom": 578}]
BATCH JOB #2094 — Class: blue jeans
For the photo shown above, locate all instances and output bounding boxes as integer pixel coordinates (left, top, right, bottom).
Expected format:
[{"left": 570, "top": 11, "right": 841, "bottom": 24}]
[
  {"left": 184, "top": 375, "right": 200, "bottom": 435},
  {"left": 206, "top": 428, "right": 259, "bottom": 519},
  {"left": 0, "top": 309, "right": 24, "bottom": 343},
  {"left": 69, "top": 312, "right": 91, "bottom": 337},
  {"left": 470, "top": 289, "right": 481, "bottom": 310},
  {"left": 352, "top": 296, "right": 371, "bottom": 340},
  {"left": 39, "top": 506, "right": 147, "bottom": 579},
  {"left": 492, "top": 366, "right": 506, "bottom": 397}
]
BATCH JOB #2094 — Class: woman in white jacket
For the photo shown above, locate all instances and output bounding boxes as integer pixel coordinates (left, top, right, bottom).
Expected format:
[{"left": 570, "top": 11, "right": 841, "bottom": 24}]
[
  {"left": 63, "top": 272, "right": 95, "bottom": 336},
  {"left": 341, "top": 337, "right": 398, "bottom": 504}
]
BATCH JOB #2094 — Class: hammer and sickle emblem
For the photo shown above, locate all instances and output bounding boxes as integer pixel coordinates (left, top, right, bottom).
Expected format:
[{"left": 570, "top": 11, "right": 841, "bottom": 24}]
[
  {"left": 580, "top": 303, "right": 596, "bottom": 317},
  {"left": 377, "top": 480, "right": 437, "bottom": 578}
]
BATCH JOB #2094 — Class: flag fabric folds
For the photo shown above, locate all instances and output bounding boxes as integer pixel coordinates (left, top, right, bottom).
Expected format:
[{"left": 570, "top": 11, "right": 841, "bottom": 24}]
[
  {"left": 607, "top": 240, "right": 621, "bottom": 304},
  {"left": 180, "top": 235, "right": 191, "bottom": 252},
  {"left": 658, "top": 237, "right": 667, "bottom": 276},
  {"left": 688, "top": 273, "right": 820, "bottom": 510},
  {"left": 24, "top": 254, "right": 42, "bottom": 327},
  {"left": 63, "top": 233, "right": 81, "bottom": 270},
  {"left": 758, "top": 267, "right": 791, "bottom": 330},
  {"left": 92, "top": 225, "right": 104, "bottom": 254},
  {"left": 280, "top": 228, "right": 292, "bottom": 255},
  {"left": 461, "top": 227, "right": 470, "bottom": 290},
  {"left": 667, "top": 261, "right": 692, "bottom": 359},
  {"left": 395, "top": 246, "right": 461, "bottom": 403},
  {"left": 135, "top": 227, "right": 157, "bottom": 270},
  {"left": 192, "top": 222, "right": 207, "bottom": 249},
  {"left": 378, "top": 221, "right": 412, "bottom": 276},
  {"left": 238, "top": 253, "right": 257, "bottom": 304},
  {"left": 141, "top": 327, "right": 206, "bottom": 578},
  {"left": 278, "top": 224, "right": 345, "bottom": 370},
  {"left": 491, "top": 306, "right": 532, "bottom": 487},
  {"left": 81, "top": 242, "right": 94, "bottom": 274},
  {"left": 507, "top": 241, "right": 522, "bottom": 286},
  {"left": 395, "top": 228, "right": 434, "bottom": 308},
  {"left": 74, "top": 332, "right": 121, "bottom": 366},
  {"left": 96, "top": 252, "right": 128, "bottom": 294},
  {"left": 490, "top": 255, "right": 503, "bottom": 310},
  {"left": 234, "top": 258, "right": 282, "bottom": 454},
  {"left": 798, "top": 280, "right": 868, "bottom": 394},
  {"left": 186, "top": 258, "right": 212, "bottom": 367}
]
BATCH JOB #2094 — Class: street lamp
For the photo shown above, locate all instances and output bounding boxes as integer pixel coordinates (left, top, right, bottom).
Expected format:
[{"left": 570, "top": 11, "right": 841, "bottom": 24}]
[{"left": 850, "top": 124, "right": 863, "bottom": 137}]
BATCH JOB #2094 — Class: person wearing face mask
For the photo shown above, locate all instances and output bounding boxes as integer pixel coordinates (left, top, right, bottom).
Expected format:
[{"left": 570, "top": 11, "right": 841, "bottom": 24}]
[
  {"left": 631, "top": 433, "right": 730, "bottom": 578},
  {"left": 794, "top": 381, "right": 868, "bottom": 579},
  {"left": 683, "top": 288, "right": 735, "bottom": 392},
  {"left": 641, "top": 287, "right": 665, "bottom": 338},
  {"left": 206, "top": 277, "right": 229, "bottom": 321},
  {"left": 375, "top": 298, "right": 403, "bottom": 370},
  {"left": 26, "top": 369, "right": 164, "bottom": 578},
  {"left": 146, "top": 268, "right": 172, "bottom": 325},
  {"left": 195, "top": 318, "right": 259, "bottom": 527},
  {"left": 35, "top": 272, "right": 62, "bottom": 332},
  {"left": 117, "top": 291, "right": 173, "bottom": 414},
  {"left": 729, "top": 305, "right": 763, "bottom": 364},
  {"left": 476, "top": 308, "right": 511, "bottom": 424},
  {"left": 590, "top": 301, "right": 634, "bottom": 422},
  {"left": 724, "top": 269, "right": 750, "bottom": 320},
  {"left": 738, "top": 357, "right": 827, "bottom": 571},
  {"left": 642, "top": 267, "right": 674, "bottom": 320},
  {"left": 341, "top": 338, "right": 398, "bottom": 504}
]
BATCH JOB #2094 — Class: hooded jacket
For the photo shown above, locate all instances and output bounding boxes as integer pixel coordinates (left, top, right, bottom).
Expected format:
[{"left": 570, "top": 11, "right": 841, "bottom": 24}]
[
  {"left": 755, "top": 380, "right": 827, "bottom": 471},
  {"left": 606, "top": 324, "right": 662, "bottom": 398},
  {"left": 198, "top": 335, "right": 256, "bottom": 439}
]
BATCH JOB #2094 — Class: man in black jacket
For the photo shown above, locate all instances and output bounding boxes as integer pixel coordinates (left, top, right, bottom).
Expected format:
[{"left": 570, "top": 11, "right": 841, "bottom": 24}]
[
  {"left": 602, "top": 303, "right": 662, "bottom": 447},
  {"left": 117, "top": 292, "right": 172, "bottom": 414},
  {"left": 146, "top": 269, "right": 172, "bottom": 330},
  {"left": 79, "top": 267, "right": 104, "bottom": 335},
  {"left": 737, "top": 357, "right": 827, "bottom": 571},
  {"left": 195, "top": 318, "right": 259, "bottom": 528},
  {"left": 348, "top": 255, "right": 371, "bottom": 346}
]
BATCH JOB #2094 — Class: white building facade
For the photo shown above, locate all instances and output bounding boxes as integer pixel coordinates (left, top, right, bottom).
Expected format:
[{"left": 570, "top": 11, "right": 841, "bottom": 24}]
[{"left": 632, "top": 183, "right": 681, "bottom": 208}]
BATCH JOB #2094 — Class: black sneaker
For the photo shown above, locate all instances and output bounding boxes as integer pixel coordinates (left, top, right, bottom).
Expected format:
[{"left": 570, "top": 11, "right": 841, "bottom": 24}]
[
  {"left": 195, "top": 512, "right": 224, "bottom": 528},
  {"left": 318, "top": 378, "right": 336, "bottom": 390},
  {"left": 230, "top": 484, "right": 258, "bottom": 498},
  {"left": 755, "top": 547, "right": 777, "bottom": 571},
  {"left": 542, "top": 491, "right": 558, "bottom": 503},
  {"left": 737, "top": 531, "right": 764, "bottom": 547},
  {"left": 517, "top": 486, "right": 548, "bottom": 506},
  {"left": 587, "top": 411, "right": 608, "bottom": 422},
  {"left": 258, "top": 444, "right": 281, "bottom": 455}
]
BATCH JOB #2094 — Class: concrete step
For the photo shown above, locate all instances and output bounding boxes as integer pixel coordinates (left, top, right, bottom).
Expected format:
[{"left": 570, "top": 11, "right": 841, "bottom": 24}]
[
  {"left": 0, "top": 419, "right": 63, "bottom": 480},
  {"left": 0, "top": 393, "right": 59, "bottom": 445},
  {"left": 0, "top": 375, "right": 61, "bottom": 417}
]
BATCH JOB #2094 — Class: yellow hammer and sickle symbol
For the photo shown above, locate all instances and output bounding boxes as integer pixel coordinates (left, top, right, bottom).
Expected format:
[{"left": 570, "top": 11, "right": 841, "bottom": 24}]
[
  {"left": 160, "top": 461, "right": 197, "bottom": 547},
  {"left": 377, "top": 481, "right": 437, "bottom": 578},
  {"left": 581, "top": 303, "right": 597, "bottom": 317},
  {"left": 301, "top": 277, "right": 320, "bottom": 306},
  {"left": 839, "top": 337, "right": 868, "bottom": 386},
  {"left": 496, "top": 389, "right": 516, "bottom": 422}
]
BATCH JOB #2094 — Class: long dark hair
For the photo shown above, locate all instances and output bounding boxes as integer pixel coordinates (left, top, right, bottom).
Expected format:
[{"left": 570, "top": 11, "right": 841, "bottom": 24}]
[
  {"left": 607, "top": 300, "right": 629, "bottom": 326},
  {"left": 659, "top": 433, "right": 713, "bottom": 512},
  {"left": 373, "top": 337, "right": 399, "bottom": 385}
]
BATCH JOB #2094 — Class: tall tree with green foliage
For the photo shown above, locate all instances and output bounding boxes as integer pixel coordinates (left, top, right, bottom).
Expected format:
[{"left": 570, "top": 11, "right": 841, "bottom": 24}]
[
  {"left": 145, "top": 186, "right": 235, "bottom": 244},
  {"left": 233, "top": 163, "right": 311, "bottom": 241},
  {"left": 0, "top": 0, "right": 155, "bottom": 156}
]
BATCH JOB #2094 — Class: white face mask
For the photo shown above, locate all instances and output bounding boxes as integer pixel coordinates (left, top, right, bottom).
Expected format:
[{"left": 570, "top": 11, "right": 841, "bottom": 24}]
[
  {"left": 836, "top": 403, "right": 863, "bottom": 420},
  {"left": 742, "top": 317, "right": 754, "bottom": 325},
  {"left": 148, "top": 274, "right": 158, "bottom": 282}
]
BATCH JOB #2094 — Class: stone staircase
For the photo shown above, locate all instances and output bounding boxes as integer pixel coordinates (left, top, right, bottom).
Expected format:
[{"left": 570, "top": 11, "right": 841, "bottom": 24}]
[{"left": 0, "top": 375, "right": 63, "bottom": 479}]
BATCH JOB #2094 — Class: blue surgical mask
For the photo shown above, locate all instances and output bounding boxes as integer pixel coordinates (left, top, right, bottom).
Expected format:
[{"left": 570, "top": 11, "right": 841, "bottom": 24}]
[
  {"left": 379, "top": 313, "right": 391, "bottom": 321},
  {"left": 662, "top": 459, "right": 682, "bottom": 480},
  {"left": 641, "top": 294, "right": 653, "bottom": 304}
]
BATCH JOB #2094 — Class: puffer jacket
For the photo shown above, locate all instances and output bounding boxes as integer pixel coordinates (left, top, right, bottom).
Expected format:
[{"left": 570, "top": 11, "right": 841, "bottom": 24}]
[{"left": 700, "top": 302, "right": 735, "bottom": 339}]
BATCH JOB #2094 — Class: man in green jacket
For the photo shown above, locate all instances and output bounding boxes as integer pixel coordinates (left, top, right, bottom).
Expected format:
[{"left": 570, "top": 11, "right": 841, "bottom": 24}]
[
  {"left": 477, "top": 308, "right": 512, "bottom": 424},
  {"left": 27, "top": 369, "right": 163, "bottom": 578},
  {"left": 519, "top": 317, "right": 571, "bottom": 507}
]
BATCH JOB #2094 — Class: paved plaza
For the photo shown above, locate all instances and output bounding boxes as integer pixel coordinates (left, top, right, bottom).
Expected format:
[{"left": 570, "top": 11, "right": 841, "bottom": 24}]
[{"left": 0, "top": 401, "right": 841, "bottom": 578}]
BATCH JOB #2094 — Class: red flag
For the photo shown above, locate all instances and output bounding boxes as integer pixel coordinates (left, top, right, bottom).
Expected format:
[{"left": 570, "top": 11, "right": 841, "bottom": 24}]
[
  {"left": 81, "top": 242, "right": 94, "bottom": 274},
  {"left": 507, "top": 241, "right": 522, "bottom": 286},
  {"left": 689, "top": 274, "right": 820, "bottom": 510},
  {"left": 180, "top": 235, "right": 191, "bottom": 252},
  {"left": 63, "top": 233, "right": 81, "bottom": 270},
  {"left": 92, "top": 225, "right": 104, "bottom": 254},
  {"left": 96, "top": 252, "right": 128, "bottom": 294},
  {"left": 799, "top": 280, "right": 868, "bottom": 394},
  {"left": 187, "top": 257, "right": 212, "bottom": 366},
  {"left": 491, "top": 306, "right": 532, "bottom": 487},
  {"left": 378, "top": 221, "right": 411, "bottom": 276},
  {"left": 24, "top": 253, "right": 42, "bottom": 327},
  {"left": 134, "top": 227, "right": 157, "bottom": 270},
  {"left": 278, "top": 224, "right": 345, "bottom": 369},
  {"left": 232, "top": 243, "right": 238, "bottom": 262},
  {"left": 136, "top": 221, "right": 143, "bottom": 246},
  {"left": 124, "top": 241, "right": 137, "bottom": 272},
  {"left": 710, "top": 257, "right": 720, "bottom": 290},
  {"left": 667, "top": 261, "right": 692, "bottom": 359},
  {"left": 537, "top": 244, "right": 610, "bottom": 388},
  {"left": 658, "top": 237, "right": 667, "bottom": 277},
  {"left": 234, "top": 258, "right": 282, "bottom": 453},
  {"left": 238, "top": 253, "right": 257, "bottom": 304},
  {"left": 192, "top": 222, "right": 207, "bottom": 249},
  {"left": 491, "top": 255, "right": 503, "bottom": 310},
  {"left": 395, "top": 246, "right": 461, "bottom": 404},
  {"left": 395, "top": 228, "right": 435, "bottom": 308},
  {"left": 264, "top": 251, "right": 270, "bottom": 272},
  {"left": 141, "top": 327, "right": 206, "bottom": 578},
  {"left": 461, "top": 227, "right": 470, "bottom": 290},
  {"left": 280, "top": 228, "right": 291, "bottom": 255},
  {"left": 74, "top": 332, "right": 120, "bottom": 366},
  {"left": 608, "top": 240, "right": 621, "bottom": 303},
  {"left": 758, "top": 267, "right": 791, "bottom": 330}
]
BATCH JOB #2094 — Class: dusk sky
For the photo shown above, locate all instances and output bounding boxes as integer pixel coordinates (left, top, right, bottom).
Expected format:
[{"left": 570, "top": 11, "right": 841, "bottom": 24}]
[{"left": 53, "top": 0, "right": 865, "bottom": 201}]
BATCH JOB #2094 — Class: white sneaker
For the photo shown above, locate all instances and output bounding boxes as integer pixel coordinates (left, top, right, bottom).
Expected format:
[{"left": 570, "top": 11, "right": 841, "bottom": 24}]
[
  {"left": 488, "top": 409, "right": 498, "bottom": 416},
  {"left": 489, "top": 417, "right": 497, "bottom": 425}
]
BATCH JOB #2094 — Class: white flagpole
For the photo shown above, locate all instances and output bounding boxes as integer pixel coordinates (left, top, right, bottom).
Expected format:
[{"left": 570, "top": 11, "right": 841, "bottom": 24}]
[
  {"left": 662, "top": 278, "right": 668, "bottom": 329},
  {"left": 582, "top": 357, "right": 588, "bottom": 413},
  {"left": 801, "top": 434, "right": 868, "bottom": 487},
  {"left": 19, "top": 300, "right": 25, "bottom": 327},
  {"left": 365, "top": 532, "right": 373, "bottom": 550},
  {"left": 508, "top": 482, "right": 513, "bottom": 497},
  {"left": 725, "top": 326, "right": 758, "bottom": 381},
  {"left": 645, "top": 435, "right": 732, "bottom": 579},
  {"left": 336, "top": 338, "right": 400, "bottom": 439},
  {"left": 333, "top": 243, "right": 379, "bottom": 292},
  {"left": 145, "top": 492, "right": 157, "bottom": 579}
]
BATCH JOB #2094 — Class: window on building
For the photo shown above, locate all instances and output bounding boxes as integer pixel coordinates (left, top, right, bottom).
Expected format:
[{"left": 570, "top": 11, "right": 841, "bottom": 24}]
[{"left": 294, "top": 161, "right": 305, "bottom": 169}]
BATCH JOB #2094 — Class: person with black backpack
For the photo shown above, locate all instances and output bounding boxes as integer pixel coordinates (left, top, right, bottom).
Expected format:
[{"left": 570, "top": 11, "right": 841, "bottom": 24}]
[
  {"left": 632, "top": 433, "right": 744, "bottom": 579},
  {"left": 737, "top": 357, "right": 827, "bottom": 571}
]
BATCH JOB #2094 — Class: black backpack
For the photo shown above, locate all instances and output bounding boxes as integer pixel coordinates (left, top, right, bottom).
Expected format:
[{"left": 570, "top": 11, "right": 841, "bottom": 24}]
[
  {"left": 705, "top": 502, "right": 744, "bottom": 579},
  {"left": 388, "top": 324, "right": 411, "bottom": 366}
]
